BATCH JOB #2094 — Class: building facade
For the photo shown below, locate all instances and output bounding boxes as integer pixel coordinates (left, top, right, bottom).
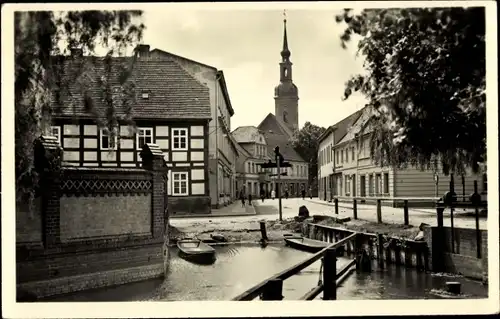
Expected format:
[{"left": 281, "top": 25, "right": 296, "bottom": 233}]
[
  {"left": 49, "top": 48, "right": 213, "bottom": 214},
  {"left": 232, "top": 126, "right": 310, "bottom": 198},
  {"left": 232, "top": 126, "right": 271, "bottom": 196},
  {"left": 149, "top": 47, "right": 239, "bottom": 208},
  {"left": 318, "top": 106, "right": 486, "bottom": 206}
]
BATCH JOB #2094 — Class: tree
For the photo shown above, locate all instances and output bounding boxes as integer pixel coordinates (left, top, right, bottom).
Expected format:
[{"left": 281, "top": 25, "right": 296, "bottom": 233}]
[
  {"left": 336, "top": 7, "right": 486, "bottom": 176},
  {"left": 15, "top": 11, "right": 145, "bottom": 204},
  {"left": 290, "top": 122, "right": 326, "bottom": 185}
]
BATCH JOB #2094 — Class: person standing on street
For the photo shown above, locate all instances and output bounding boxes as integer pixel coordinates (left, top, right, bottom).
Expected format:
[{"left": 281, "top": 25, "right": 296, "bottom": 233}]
[
  {"left": 260, "top": 188, "right": 265, "bottom": 202},
  {"left": 308, "top": 187, "right": 313, "bottom": 199},
  {"left": 301, "top": 187, "right": 306, "bottom": 200},
  {"left": 248, "top": 193, "right": 253, "bottom": 206},
  {"left": 271, "top": 189, "right": 276, "bottom": 200},
  {"left": 239, "top": 189, "right": 246, "bottom": 207}
]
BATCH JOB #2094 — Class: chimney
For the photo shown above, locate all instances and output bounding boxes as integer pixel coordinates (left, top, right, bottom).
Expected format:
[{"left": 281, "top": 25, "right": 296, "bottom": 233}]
[
  {"left": 70, "top": 48, "right": 83, "bottom": 57},
  {"left": 135, "top": 44, "right": 150, "bottom": 58}
]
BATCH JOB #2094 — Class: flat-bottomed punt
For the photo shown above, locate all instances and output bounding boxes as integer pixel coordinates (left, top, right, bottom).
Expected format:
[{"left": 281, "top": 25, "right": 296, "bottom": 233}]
[
  {"left": 283, "top": 234, "right": 329, "bottom": 253},
  {"left": 177, "top": 239, "right": 216, "bottom": 265}
]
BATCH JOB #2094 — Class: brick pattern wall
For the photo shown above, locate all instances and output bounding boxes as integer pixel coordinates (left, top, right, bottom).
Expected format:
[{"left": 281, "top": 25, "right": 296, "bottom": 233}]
[
  {"left": 16, "top": 140, "right": 169, "bottom": 298},
  {"left": 17, "top": 241, "right": 163, "bottom": 283},
  {"left": 19, "top": 259, "right": 164, "bottom": 298},
  {"left": 16, "top": 197, "right": 42, "bottom": 243},
  {"left": 60, "top": 194, "right": 152, "bottom": 240}
]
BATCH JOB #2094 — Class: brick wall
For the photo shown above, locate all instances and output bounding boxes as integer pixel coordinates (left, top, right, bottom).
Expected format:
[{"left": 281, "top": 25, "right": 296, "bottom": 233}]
[
  {"left": 17, "top": 239, "right": 163, "bottom": 283},
  {"left": 60, "top": 194, "right": 152, "bottom": 240},
  {"left": 16, "top": 197, "right": 42, "bottom": 243},
  {"left": 16, "top": 139, "right": 169, "bottom": 299}
]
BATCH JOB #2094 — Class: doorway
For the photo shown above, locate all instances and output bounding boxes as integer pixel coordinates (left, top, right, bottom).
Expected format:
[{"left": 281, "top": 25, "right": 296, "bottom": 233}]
[
  {"left": 360, "top": 175, "right": 366, "bottom": 197},
  {"left": 352, "top": 174, "right": 356, "bottom": 197}
]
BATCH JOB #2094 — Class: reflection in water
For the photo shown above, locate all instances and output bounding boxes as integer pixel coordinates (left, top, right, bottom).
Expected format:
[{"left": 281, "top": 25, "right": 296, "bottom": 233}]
[
  {"left": 44, "top": 244, "right": 488, "bottom": 302},
  {"left": 337, "top": 260, "right": 488, "bottom": 300}
]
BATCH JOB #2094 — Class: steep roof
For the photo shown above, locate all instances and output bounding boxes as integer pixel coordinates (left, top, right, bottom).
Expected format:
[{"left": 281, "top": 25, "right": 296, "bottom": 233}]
[
  {"left": 263, "top": 130, "right": 304, "bottom": 162},
  {"left": 253, "top": 114, "right": 303, "bottom": 162},
  {"left": 257, "top": 113, "right": 294, "bottom": 138},
  {"left": 232, "top": 137, "right": 252, "bottom": 158},
  {"left": 232, "top": 126, "right": 266, "bottom": 144},
  {"left": 150, "top": 49, "right": 235, "bottom": 116},
  {"left": 318, "top": 107, "right": 366, "bottom": 145},
  {"left": 337, "top": 106, "right": 374, "bottom": 144},
  {"left": 50, "top": 56, "right": 211, "bottom": 120}
]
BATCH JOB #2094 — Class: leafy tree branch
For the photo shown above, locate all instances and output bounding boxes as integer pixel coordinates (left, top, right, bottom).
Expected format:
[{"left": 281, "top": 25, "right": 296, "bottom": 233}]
[
  {"left": 15, "top": 10, "right": 144, "bottom": 205},
  {"left": 336, "top": 7, "right": 486, "bottom": 176}
]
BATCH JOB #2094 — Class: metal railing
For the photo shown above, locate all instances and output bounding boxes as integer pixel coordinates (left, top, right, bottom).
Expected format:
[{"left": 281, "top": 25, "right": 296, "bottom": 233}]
[{"left": 231, "top": 232, "right": 358, "bottom": 301}]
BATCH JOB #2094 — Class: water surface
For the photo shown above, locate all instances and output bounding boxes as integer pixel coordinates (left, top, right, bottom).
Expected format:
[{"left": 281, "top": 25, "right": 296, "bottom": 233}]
[{"left": 45, "top": 244, "right": 488, "bottom": 301}]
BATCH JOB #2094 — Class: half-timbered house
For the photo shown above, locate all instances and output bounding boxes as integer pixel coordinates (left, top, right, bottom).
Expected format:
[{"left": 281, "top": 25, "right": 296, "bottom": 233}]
[{"left": 49, "top": 48, "right": 213, "bottom": 214}]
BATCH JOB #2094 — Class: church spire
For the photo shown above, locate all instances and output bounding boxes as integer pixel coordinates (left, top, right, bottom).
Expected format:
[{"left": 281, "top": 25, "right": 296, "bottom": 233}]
[{"left": 281, "top": 10, "right": 290, "bottom": 61}]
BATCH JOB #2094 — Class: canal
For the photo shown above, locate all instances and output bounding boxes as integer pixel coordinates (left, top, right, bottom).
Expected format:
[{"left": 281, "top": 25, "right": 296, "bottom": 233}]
[{"left": 44, "top": 244, "right": 488, "bottom": 301}]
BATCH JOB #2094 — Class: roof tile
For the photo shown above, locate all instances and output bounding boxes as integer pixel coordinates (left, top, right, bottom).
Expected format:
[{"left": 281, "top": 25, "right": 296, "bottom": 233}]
[{"left": 50, "top": 56, "right": 211, "bottom": 120}]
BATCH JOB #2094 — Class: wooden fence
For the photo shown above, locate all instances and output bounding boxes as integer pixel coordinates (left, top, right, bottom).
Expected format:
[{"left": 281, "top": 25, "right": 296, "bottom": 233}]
[{"left": 331, "top": 196, "right": 439, "bottom": 226}]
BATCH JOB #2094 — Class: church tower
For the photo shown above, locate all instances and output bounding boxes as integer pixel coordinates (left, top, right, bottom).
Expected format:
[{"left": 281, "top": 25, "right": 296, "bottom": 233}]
[{"left": 274, "top": 15, "right": 299, "bottom": 132}]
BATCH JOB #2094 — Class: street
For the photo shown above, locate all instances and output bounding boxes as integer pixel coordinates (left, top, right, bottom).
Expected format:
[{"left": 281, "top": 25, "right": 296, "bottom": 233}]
[{"left": 170, "top": 197, "right": 488, "bottom": 230}]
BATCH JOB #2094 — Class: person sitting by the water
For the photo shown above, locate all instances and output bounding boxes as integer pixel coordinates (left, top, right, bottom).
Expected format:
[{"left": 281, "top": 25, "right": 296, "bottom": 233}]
[{"left": 271, "top": 189, "right": 276, "bottom": 200}]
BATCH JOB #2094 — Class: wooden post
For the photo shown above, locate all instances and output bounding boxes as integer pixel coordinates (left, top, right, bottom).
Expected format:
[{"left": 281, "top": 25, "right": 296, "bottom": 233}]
[
  {"left": 461, "top": 175, "right": 465, "bottom": 202},
  {"left": 450, "top": 202, "right": 455, "bottom": 254},
  {"left": 404, "top": 246, "right": 412, "bottom": 267},
  {"left": 473, "top": 180, "right": 481, "bottom": 259},
  {"left": 449, "top": 176, "right": 455, "bottom": 253},
  {"left": 259, "top": 220, "right": 268, "bottom": 242},
  {"left": 446, "top": 281, "right": 461, "bottom": 295},
  {"left": 434, "top": 203, "right": 445, "bottom": 273},
  {"left": 355, "top": 234, "right": 361, "bottom": 272},
  {"left": 394, "top": 243, "right": 401, "bottom": 265},
  {"left": 436, "top": 206, "right": 444, "bottom": 229},
  {"left": 355, "top": 234, "right": 371, "bottom": 272},
  {"left": 323, "top": 247, "right": 337, "bottom": 300},
  {"left": 353, "top": 199, "right": 358, "bottom": 220},
  {"left": 334, "top": 198, "right": 339, "bottom": 215},
  {"left": 403, "top": 200, "right": 409, "bottom": 226},
  {"left": 377, "top": 233, "right": 384, "bottom": 269},
  {"left": 376, "top": 199, "right": 382, "bottom": 223},
  {"left": 261, "top": 279, "right": 283, "bottom": 300}
]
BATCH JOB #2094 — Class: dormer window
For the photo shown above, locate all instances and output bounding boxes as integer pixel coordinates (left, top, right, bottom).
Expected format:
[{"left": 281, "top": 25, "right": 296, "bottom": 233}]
[{"left": 141, "top": 90, "right": 150, "bottom": 99}]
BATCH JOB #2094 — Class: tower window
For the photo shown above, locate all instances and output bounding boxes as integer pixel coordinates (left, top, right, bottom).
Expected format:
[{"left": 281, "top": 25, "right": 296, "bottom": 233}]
[
  {"left": 284, "top": 68, "right": 288, "bottom": 77},
  {"left": 283, "top": 111, "right": 288, "bottom": 123}
]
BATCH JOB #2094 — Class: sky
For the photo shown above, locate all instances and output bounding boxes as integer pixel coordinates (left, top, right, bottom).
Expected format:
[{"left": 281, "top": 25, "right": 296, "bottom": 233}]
[{"left": 139, "top": 8, "right": 368, "bottom": 131}]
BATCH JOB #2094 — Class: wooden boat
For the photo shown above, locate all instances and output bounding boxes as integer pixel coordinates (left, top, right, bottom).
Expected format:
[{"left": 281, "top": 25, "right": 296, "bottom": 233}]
[
  {"left": 177, "top": 239, "right": 216, "bottom": 264},
  {"left": 283, "top": 234, "right": 329, "bottom": 253}
]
